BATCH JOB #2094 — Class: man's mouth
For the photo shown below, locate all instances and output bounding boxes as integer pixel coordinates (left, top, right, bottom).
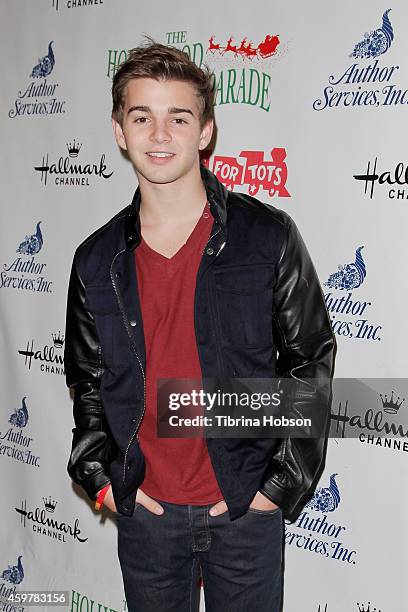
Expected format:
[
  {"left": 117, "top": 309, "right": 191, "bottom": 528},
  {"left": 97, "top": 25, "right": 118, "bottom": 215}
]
[{"left": 146, "top": 152, "right": 175, "bottom": 158}]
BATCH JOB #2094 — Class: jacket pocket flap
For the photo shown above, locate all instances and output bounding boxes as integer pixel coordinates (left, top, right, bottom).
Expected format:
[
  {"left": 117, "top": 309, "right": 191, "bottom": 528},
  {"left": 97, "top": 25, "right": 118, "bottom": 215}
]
[{"left": 214, "top": 265, "right": 274, "bottom": 295}]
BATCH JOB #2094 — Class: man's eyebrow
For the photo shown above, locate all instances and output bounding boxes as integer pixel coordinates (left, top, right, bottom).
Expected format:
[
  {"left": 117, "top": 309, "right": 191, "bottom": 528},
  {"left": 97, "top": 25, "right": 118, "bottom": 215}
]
[
  {"left": 168, "top": 106, "right": 195, "bottom": 117},
  {"left": 127, "top": 105, "right": 195, "bottom": 116},
  {"left": 128, "top": 105, "right": 150, "bottom": 114}
]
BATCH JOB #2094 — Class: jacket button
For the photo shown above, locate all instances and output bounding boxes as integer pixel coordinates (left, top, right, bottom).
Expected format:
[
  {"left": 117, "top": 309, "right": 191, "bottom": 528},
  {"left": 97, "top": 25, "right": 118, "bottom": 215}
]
[
  {"left": 206, "top": 247, "right": 214, "bottom": 255},
  {"left": 127, "top": 464, "right": 131, "bottom": 471},
  {"left": 130, "top": 320, "right": 137, "bottom": 327}
]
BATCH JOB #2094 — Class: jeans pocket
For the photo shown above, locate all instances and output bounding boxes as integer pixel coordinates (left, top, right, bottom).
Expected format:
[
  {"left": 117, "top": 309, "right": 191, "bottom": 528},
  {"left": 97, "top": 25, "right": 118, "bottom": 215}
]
[{"left": 114, "top": 502, "right": 143, "bottom": 519}]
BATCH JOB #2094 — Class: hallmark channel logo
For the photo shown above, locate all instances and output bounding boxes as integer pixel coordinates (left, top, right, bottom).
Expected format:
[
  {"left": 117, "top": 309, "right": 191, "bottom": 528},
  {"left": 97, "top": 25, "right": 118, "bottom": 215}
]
[
  {"left": 323, "top": 246, "right": 383, "bottom": 341},
  {"left": 354, "top": 156, "right": 408, "bottom": 200},
  {"left": 15, "top": 495, "right": 88, "bottom": 544},
  {"left": 285, "top": 472, "right": 358, "bottom": 565},
  {"left": 0, "top": 397, "right": 40, "bottom": 469},
  {"left": 202, "top": 148, "right": 290, "bottom": 198},
  {"left": 315, "top": 601, "right": 383, "bottom": 611},
  {"left": 356, "top": 603, "right": 383, "bottom": 612},
  {"left": 34, "top": 139, "right": 114, "bottom": 186},
  {"left": 313, "top": 9, "right": 408, "bottom": 111},
  {"left": 53, "top": 0, "right": 104, "bottom": 10},
  {"left": 332, "top": 387, "right": 408, "bottom": 453},
  {"left": 18, "top": 331, "right": 65, "bottom": 376},
  {"left": 8, "top": 41, "right": 67, "bottom": 118},
  {"left": 107, "top": 30, "right": 284, "bottom": 112},
  {"left": 1, "top": 222, "right": 53, "bottom": 292}
]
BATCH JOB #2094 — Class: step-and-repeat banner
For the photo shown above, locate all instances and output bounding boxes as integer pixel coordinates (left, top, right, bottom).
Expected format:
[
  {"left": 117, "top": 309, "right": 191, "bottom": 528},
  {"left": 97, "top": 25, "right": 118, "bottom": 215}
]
[{"left": 1, "top": 1, "right": 407, "bottom": 611}]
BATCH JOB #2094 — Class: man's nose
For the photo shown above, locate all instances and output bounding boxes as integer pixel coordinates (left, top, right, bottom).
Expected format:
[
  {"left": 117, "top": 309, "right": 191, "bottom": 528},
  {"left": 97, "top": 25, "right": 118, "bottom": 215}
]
[{"left": 149, "top": 120, "right": 171, "bottom": 144}]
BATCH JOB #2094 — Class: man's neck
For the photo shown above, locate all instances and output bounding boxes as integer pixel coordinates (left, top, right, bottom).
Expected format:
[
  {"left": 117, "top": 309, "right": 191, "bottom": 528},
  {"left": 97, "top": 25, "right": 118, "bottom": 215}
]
[{"left": 137, "top": 165, "right": 208, "bottom": 229}]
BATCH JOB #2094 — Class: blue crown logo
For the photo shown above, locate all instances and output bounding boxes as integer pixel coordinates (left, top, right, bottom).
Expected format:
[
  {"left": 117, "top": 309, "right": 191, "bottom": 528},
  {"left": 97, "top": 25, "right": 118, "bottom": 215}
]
[
  {"left": 324, "top": 246, "right": 366, "bottom": 291},
  {"left": 305, "top": 473, "right": 340, "bottom": 513},
  {"left": 350, "top": 9, "right": 394, "bottom": 59},
  {"left": 30, "top": 41, "right": 55, "bottom": 78}
]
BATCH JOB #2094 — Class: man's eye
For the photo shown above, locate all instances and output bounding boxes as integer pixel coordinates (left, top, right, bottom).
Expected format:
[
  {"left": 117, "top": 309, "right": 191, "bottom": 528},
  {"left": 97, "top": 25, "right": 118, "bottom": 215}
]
[
  {"left": 134, "top": 117, "right": 148, "bottom": 123},
  {"left": 173, "top": 118, "right": 187, "bottom": 124}
]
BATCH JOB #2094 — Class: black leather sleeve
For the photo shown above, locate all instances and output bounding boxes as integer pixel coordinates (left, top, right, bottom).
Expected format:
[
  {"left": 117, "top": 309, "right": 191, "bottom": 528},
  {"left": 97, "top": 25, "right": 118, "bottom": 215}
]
[
  {"left": 64, "top": 253, "right": 114, "bottom": 501},
  {"left": 260, "top": 216, "right": 337, "bottom": 516}
]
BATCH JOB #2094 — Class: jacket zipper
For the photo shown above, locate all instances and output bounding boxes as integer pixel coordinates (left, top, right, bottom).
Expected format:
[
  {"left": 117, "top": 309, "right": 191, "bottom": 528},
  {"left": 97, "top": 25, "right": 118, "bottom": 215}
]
[
  {"left": 110, "top": 248, "right": 146, "bottom": 484},
  {"left": 110, "top": 224, "right": 223, "bottom": 485},
  {"left": 204, "top": 226, "right": 222, "bottom": 254},
  {"left": 201, "top": 224, "right": 227, "bottom": 381}
]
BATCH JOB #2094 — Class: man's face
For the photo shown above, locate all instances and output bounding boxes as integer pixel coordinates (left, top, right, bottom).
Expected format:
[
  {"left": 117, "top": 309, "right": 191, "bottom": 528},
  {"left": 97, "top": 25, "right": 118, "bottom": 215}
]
[{"left": 112, "top": 78, "right": 213, "bottom": 186}]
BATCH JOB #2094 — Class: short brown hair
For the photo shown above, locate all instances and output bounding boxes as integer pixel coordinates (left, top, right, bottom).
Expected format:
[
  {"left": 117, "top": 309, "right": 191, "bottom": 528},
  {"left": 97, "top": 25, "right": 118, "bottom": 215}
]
[{"left": 111, "top": 38, "right": 215, "bottom": 128}]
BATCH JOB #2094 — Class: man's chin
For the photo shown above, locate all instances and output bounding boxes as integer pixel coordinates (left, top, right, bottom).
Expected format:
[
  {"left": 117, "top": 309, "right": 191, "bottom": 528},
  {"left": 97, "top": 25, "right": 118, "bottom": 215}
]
[
  {"left": 140, "top": 173, "right": 180, "bottom": 185},
  {"left": 135, "top": 165, "right": 194, "bottom": 186}
]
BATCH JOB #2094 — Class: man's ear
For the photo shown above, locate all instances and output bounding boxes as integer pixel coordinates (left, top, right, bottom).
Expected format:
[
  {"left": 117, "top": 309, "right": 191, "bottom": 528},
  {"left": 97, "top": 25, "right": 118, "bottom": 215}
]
[
  {"left": 112, "top": 117, "right": 127, "bottom": 151},
  {"left": 198, "top": 119, "right": 214, "bottom": 151}
]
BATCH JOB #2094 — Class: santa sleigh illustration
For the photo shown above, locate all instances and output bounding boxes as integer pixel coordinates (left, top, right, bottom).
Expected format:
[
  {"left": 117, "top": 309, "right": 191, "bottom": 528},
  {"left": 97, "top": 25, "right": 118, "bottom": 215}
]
[{"left": 208, "top": 34, "right": 280, "bottom": 60}]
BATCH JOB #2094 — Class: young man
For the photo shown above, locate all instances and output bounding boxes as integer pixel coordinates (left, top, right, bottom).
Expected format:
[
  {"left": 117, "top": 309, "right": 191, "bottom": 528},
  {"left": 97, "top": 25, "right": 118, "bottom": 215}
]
[{"left": 65, "top": 41, "right": 336, "bottom": 612}]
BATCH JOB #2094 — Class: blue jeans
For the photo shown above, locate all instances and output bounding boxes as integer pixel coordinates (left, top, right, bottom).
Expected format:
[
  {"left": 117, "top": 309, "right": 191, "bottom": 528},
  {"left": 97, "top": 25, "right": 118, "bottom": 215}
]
[{"left": 115, "top": 497, "right": 283, "bottom": 612}]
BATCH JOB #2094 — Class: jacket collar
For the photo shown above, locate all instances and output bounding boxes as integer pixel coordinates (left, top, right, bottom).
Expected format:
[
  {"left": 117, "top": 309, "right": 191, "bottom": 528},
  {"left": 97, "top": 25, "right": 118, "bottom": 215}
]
[{"left": 124, "top": 163, "right": 228, "bottom": 251}]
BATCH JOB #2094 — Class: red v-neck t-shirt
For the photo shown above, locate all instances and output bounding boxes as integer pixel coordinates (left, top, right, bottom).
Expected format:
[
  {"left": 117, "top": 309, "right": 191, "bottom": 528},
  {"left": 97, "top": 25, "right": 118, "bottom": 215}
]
[{"left": 134, "top": 201, "right": 223, "bottom": 504}]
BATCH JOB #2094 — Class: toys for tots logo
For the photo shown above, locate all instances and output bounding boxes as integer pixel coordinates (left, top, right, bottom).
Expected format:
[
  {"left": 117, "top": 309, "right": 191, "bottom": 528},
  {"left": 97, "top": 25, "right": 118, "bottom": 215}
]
[{"left": 202, "top": 148, "right": 290, "bottom": 198}]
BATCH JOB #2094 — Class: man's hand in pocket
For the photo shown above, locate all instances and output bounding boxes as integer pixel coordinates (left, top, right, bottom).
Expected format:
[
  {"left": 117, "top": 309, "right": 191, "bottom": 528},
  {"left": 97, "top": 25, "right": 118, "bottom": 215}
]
[
  {"left": 249, "top": 491, "right": 279, "bottom": 511},
  {"left": 209, "top": 492, "right": 279, "bottom": 517},
  {"left": 136, "top": 488, "right": 164, "bottom": 515},
  {"left": 98, "top": 486, "right": 164, "bottom": 515}
]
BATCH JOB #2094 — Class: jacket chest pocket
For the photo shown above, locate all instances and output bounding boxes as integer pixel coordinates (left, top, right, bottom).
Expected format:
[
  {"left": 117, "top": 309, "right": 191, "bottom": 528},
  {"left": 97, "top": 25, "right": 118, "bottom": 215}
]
[
  {"left": 85, "top": 285, "right": 128, "bottom": 367},
  {"left": 213, "top": 265, "right": 274, "bottom": 348}
]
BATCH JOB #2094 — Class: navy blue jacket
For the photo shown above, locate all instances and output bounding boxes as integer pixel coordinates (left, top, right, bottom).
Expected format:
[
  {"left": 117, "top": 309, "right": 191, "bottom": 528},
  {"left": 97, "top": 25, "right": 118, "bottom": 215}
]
[{"left": 65, "top": 165, "right": 336, "bottom": 521}]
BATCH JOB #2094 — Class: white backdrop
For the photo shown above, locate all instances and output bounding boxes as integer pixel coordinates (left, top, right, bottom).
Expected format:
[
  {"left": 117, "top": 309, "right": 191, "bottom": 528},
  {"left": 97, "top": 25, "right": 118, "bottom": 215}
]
[{"left": 1, "top": 1, "right": 407, "bottom": 611}]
